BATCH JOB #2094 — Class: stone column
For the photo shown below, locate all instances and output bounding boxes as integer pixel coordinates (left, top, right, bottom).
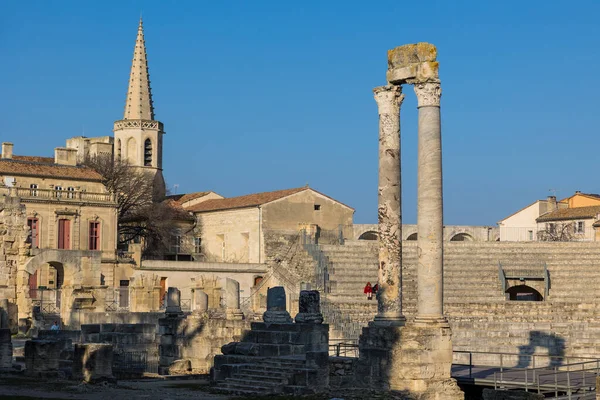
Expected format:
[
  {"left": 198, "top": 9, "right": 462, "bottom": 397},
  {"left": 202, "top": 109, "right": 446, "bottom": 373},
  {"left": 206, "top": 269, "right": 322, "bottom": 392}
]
[
  {"left": 414, "top": 81, "right": 445, "bottom": 323},
  {"left": 372, "top": 85, "right": 406, "bottom": 326}
]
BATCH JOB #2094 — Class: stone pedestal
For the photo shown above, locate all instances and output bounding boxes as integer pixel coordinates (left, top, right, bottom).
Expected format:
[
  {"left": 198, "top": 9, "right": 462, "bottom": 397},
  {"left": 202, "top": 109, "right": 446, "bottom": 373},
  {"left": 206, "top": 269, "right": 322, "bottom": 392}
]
[
  {"left": 165, "top": 287, "right": 183, "bottom": 315},
  {"left": 73, "top": 343, "right": 116, "bottom": 383},
  {"left": 225, "top": 278, "right": 243, "bottom": 320},
  {"left": 358, "top": 323, "right": 462, "bottom": 399},
  {"left": 194, "top": 290, "right": 208, "bottom": 312},
  {"left": 263, "top": 286, "right": 292, "bottom": 324},
  {"left": 0, "top": 329, "right": 12, "bottom": 371},
  {"left": 25, "top": 339, "right": 62, "bottom": 377},
  {"left": 294, "top": 290, "right": 323, "bottom": 324}
]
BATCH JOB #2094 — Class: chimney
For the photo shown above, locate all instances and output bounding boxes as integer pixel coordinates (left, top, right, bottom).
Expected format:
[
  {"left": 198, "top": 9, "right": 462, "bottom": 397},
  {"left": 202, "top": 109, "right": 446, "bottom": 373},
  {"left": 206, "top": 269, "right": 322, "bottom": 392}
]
[
  {"left": 54, "top": 147, "right": 77, "bottom": 166},
  {"left": 576, "top": 190, "right": 581, "bottom": 194},
  {"left": 547, "top": 195, "right": 557, "bottom": 210},
  {"left": 1, "top": 142, "right": 13, "bottom": 159}
]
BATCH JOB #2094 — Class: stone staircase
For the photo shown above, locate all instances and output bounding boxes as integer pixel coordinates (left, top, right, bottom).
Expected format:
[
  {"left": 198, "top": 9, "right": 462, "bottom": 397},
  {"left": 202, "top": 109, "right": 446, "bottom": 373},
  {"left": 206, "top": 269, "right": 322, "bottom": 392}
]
[
  {"left": 315, "top": 239, "right": 600, "bottom": 360},
  {"left": 214, "top": 356, "right": 317, "bottom": 395}
]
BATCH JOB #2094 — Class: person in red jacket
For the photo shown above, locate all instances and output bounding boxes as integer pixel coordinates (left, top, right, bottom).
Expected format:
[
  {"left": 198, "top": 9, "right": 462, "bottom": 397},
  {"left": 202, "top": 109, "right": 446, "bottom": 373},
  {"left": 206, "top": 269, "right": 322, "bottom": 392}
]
[{"left": 364, "top": 282, "right": 373, "bottom": 300}]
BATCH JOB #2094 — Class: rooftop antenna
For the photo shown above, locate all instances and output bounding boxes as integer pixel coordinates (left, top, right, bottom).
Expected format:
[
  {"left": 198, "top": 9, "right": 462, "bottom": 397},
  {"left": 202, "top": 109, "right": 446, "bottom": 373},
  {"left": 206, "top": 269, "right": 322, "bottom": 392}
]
[
  {"left": 173, "top": 184, "right": 179, "bottom": 194},
  {"left": 548, "top": 188, "right": 560, "bottom": 197}
]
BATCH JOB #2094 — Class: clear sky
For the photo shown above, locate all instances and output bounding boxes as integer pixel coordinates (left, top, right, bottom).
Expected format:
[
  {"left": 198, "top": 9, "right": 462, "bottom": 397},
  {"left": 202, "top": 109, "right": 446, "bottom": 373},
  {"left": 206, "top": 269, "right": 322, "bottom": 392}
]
[{"left": 2, "top": 1, "right": 599, "bottom": 225}]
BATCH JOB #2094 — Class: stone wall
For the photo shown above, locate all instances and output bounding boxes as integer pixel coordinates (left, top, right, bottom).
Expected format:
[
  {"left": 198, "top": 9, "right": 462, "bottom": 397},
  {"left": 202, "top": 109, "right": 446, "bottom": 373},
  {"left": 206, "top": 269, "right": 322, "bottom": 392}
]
[
  {"left": 0, "top": 328, "right": 12, "bottom": 371},
  {"left": 158, "top": 313, "right": 250, "bottom": 374},
  {"left": 0, "top": 196, "right": 29, "bottom": 331}
]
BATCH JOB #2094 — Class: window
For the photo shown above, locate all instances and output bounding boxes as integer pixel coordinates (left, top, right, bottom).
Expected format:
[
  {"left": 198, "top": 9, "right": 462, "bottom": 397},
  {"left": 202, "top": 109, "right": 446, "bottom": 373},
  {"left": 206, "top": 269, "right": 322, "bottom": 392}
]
[
  {"left": 67, "top": 187, "right": 75, "bottom": 199},
  {"left": 144, "top": 139, "right": 152, "bottom": 166},
  {"left": 27, "top": 218, "right": 39, "bottom": 249},
  {"left": 57, "top": 219, "right": 70, "bottom": 249},
  {"left": 55, "top": 186, "right": 63, "bottom": 198},
  {"left": 194, "top": 237, "right": 202, "bottom": 253},
  {"left": 89, "top": 222, "right": 100, "bottom": 250},
  {"left": 576, "top": 221, "right": 585, "bottom": 234},
  {"left": 528, "top": 230, "right": 533, "bottom": 241},
  {"left": 30, "top": 184, "right": 38, "bottom": 197},
  {"left": 116, "top": 139, "right": 121, "bottom": 161},
  {"left": 170, "top": 235, "right": 181, "bottom": 254},
  {"left": 314, "top": 204, "right": 321, "bottom": 211}
]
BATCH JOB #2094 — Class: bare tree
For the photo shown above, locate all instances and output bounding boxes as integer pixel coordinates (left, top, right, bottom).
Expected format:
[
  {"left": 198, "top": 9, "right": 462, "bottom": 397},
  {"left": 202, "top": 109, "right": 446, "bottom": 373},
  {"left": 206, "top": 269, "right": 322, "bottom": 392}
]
[
  {"left": 83, "top": 154, "right": 191, "bottom": 255},
  {"left": 537, "top": 222, "right": 577, "bottom": 241}
]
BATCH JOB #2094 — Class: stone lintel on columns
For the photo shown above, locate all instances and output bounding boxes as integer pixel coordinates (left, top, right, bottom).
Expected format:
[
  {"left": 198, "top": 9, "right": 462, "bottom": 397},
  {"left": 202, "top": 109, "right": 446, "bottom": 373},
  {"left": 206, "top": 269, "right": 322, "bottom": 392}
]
[
  {"left": 386, "top": 43, "right": 439, "bottom": 85},
  {"left": 414, "top": 81, "right": 442, "bottom": 108}
]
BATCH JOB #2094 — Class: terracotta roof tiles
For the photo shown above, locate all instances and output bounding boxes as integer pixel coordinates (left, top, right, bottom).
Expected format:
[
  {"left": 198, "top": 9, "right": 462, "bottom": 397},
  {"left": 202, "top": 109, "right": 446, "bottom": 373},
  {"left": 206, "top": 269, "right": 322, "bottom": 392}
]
[
  {"left": 0, "top": 158, "right": 102, "bottom": 181},
  {"left": 536, "top": 205, "right": 600, "bottom": 222},
  {"left": 187, "top": 187, "right": 307, "bottom": 213}
]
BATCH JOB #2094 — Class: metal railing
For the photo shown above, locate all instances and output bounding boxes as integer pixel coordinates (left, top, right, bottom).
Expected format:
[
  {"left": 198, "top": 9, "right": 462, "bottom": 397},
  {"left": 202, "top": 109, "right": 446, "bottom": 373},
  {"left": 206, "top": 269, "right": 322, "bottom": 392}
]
[
  {"left": 454, "top": 350, "right": 600, "bottom": 398},
  {"left": 30, "top": 289, "right": 61, "bottom": 314},
  {"left": 329, "top": 339, "right": 359, "bottom": 357},
  {"left": 105, "top": 288, "right": 130, "bottom": 312}
]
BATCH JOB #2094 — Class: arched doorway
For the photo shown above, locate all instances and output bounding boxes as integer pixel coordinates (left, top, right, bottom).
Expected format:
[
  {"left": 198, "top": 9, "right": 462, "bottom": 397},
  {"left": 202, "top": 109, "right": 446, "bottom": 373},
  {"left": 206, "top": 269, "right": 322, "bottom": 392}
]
[
  {"left": 407, "top": 233, "right": 418, "bottom": 241},
  {"left": 450, "top": 233, "right": 474, "bottom": 242},
  {"left": 506, "top": 285, "right": 543, "bottom": 301},
  {"left": 358, "top": 231, "right": 379, "bottom": 240}
]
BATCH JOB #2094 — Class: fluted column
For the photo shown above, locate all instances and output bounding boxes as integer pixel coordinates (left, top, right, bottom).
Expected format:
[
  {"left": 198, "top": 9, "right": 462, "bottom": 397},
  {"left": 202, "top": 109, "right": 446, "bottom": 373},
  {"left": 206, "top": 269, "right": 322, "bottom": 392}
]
[
  {"left": 414, "top": 81, "right": 446, "bottom": 323},
  {"left": 373, "top": 85, "right": 405, "bottom": 326}
]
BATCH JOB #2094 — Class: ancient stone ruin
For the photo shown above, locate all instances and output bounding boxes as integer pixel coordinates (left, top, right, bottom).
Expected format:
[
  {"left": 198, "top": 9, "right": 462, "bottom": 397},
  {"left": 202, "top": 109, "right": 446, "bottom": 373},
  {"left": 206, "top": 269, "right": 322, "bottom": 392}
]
[
  {"left": 358, "top": 42, "right": 463, "bottom": 399},
  {"left": 212, "top": 288, "right": 329, "bottom": 395}
]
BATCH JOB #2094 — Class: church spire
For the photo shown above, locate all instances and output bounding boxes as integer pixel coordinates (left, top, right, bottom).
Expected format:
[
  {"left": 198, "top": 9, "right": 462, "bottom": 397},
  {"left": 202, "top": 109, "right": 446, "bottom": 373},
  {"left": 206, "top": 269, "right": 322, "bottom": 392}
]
[{"left": 124, "top": 18, "right": 155, "bottom": 120}]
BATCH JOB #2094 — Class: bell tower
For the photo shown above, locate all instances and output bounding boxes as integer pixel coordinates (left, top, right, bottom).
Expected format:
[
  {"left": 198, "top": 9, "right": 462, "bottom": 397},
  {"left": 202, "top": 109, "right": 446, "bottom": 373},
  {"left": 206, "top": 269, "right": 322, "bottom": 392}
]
[{"left": 113, "top": 18, "right": 165, "bottom": 197}]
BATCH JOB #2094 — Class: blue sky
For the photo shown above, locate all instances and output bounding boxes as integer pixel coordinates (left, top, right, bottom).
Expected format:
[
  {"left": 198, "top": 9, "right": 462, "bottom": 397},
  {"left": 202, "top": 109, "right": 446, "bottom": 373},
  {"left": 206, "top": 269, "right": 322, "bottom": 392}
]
[{"left": 2, "top": 1, "right": 599, "bottom": 224}]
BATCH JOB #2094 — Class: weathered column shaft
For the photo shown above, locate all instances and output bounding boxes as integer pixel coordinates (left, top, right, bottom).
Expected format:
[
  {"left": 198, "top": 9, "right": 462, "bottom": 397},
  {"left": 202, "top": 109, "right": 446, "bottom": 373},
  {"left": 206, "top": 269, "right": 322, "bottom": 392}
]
[
  {"left": 414, "top": 81, "right": 444, "bottom": 320},
  {"left": 373, "top": 85, "right": 405, "bottom": 324}
]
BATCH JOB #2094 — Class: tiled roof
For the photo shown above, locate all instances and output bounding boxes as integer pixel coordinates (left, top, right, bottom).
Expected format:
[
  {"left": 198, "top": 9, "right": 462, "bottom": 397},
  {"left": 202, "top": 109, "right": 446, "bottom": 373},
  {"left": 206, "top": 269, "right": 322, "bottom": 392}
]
[
  {"left": 162, "top": 199, "right": 195, "bottom": 221},
  {"left": 13, "top": 155, "right": 55, "bottom": 164},
  {"left": 187, "top": 187, "right": 308, "bottom": 213},
  {"left": 537, "top": 205, "right": 600, "bottom": 222},
  {"left": 166, "top": 191, "right": 211, "bottom": 205},
  {"left": 0, "top": 158, "right": 102, "bottom": 181}
]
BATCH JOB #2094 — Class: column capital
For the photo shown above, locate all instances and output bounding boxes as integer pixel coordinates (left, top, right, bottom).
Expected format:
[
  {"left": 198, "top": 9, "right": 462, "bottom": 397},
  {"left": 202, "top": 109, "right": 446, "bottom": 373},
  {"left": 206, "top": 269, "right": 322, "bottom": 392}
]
[
  {"left": 414, "top": 81, "right": 441, "bottom": 107},
  {"left": 373, "top": 85, "right": 404, "bottom": 115}
]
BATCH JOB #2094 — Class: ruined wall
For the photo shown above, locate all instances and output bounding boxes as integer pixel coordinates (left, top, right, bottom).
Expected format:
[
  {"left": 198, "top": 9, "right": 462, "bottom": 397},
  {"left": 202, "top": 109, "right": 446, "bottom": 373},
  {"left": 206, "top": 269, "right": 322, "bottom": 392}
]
[
  {"left": 0, "top": 196, "right": 29, "bottom": 331},
  {"left": 158, "top": 314, "right": 250, "bottom": 374}
]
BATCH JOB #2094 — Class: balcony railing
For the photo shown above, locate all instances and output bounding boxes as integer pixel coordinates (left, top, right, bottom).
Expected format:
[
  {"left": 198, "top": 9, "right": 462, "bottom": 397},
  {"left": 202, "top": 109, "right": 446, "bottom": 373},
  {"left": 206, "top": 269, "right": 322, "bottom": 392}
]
[{"left": 1, "top": 187, "right": 115, "bottom": 204}]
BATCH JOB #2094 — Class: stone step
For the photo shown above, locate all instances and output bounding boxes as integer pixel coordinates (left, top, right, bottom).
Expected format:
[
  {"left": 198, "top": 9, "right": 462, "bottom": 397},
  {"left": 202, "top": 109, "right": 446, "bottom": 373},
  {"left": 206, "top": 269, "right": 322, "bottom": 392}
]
[{"left": 225, "top": 377, "right": 283, "bottom": 388}]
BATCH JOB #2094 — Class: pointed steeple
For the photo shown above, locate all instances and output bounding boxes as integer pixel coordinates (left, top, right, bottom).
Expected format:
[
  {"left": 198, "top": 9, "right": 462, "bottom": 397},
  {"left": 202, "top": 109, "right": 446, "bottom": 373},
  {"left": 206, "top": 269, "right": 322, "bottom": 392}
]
[{"left": 124, "top": 18, "right": 155, "bottom": 120}]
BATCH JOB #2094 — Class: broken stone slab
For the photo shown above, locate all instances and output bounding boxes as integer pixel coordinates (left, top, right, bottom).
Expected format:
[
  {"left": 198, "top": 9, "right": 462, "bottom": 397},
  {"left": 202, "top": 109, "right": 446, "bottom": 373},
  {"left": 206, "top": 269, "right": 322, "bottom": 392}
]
[
  {"left": 72, "top": 343, "right": 116, "bottom": 384},
  {"left": 168, "top": 359, "right": 192, "bottom": 374},
  {"left": 295, "top": 290, "right": 323, "bottom": 324},
  {"left": 221, "top": 342, "right": 259, "bottom": 356},
  {"left": 165, "top": 287, "right": 183, "bottom": 315},
  {"left": 225, "top": 278, "right": 243, "bottom": 320},
  {"left": 194, "top": 290, "right": 208, "bottom": 312},
  {"left": 263, "top": 286, "right": 292, "bottom": 323}
]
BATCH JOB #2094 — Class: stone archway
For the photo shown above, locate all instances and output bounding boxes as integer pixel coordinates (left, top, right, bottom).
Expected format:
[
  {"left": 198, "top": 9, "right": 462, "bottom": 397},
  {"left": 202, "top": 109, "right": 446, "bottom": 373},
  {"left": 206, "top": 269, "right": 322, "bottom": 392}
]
[
  {"left": 506, "top": 285, "right": 543, "bottom": 301},
  {"left": 18, "top": 249, "right": 102, "bottom": 322},
  {"left": 406, "top": 233, "right": 418, "bottom": 241},
  {"left": 449, "top": 233, "right": 474, "bottom": 242},
  {"left": 358, "top": 231, "right": 379, "bottom": 240}
]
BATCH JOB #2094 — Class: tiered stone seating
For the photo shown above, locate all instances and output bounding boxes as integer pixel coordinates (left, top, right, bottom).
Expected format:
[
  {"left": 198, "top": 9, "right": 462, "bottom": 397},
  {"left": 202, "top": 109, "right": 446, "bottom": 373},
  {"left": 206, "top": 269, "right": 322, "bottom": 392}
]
[{"left": 317, "top": 240, "right": 600, "bottom": 361}]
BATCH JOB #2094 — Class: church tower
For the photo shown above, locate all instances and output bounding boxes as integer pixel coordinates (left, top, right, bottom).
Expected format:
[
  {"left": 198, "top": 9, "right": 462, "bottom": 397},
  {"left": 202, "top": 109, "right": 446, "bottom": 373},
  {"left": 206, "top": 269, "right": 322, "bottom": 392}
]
[{"left": 113, "top": 18, "right": 166, "bottom": 197}]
